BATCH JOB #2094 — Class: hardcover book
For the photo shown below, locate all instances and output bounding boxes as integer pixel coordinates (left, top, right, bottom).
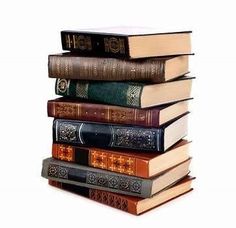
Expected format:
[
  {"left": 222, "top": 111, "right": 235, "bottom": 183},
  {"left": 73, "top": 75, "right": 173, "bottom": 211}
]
[
  {"left": 49, "top": 176, "right": 194, "bottom": 215},
  {"left": 42, "top": 157, "right": 191, "bottom": 198},
  {"left": 55, "top": 76, "right": 193, "bottom": 108},
  {"left": 52, "top": 140, "right": 190, "bottom": 178},
  {"left": 48, "top": 54, "right": 189, "bottom": 83},
  {"left": 61, "top": 27, "right": 191, "bottom": 59},
  {"left": 53, "top": 114, "right": 188, "bottom": 152},
  {"left": 48, "top": 98, "right": 190, "bottom": 127}
]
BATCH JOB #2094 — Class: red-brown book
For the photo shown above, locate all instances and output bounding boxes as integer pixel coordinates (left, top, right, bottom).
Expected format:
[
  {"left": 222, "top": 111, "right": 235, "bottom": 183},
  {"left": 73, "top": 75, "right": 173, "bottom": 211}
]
[
  {"left": 49, "top": 176, "right": 194, "bottom": 215},
  {"left": 52, "top": 139, "right": 190, "bottom": 178},
  {"left": 47, "top": 98, "right": 190, "bottom": 127}
]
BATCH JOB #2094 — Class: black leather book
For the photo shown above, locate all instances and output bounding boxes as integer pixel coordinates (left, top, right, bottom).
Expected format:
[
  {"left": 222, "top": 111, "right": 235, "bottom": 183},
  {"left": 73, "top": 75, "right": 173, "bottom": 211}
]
[
  {"left": 53, "top": 113, "right": 188, "bottom": 152},
  {"left": 61, "top": 27, "right": 192, "bottom": 59}
]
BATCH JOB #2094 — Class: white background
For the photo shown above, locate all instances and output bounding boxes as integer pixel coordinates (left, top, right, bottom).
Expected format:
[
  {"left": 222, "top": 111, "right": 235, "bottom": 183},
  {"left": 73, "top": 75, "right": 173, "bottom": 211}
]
[{"left": 0, "top": 0, "right": 235, "bottom": 227}]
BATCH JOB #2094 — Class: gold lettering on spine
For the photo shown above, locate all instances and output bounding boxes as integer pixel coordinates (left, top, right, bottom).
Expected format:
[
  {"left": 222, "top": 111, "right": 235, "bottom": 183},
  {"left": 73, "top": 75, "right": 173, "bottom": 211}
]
[
  {"left": 65, "top": 34, "right": 72, "bottom": 48},
  {"left": 72, "top": 35, "right": 92, "bottom": 50}
]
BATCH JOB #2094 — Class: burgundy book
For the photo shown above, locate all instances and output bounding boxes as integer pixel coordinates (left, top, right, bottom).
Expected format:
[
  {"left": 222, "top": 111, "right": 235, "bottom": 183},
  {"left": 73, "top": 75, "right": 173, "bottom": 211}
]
[{"left": 47, "top": 98, "right": 190, "bottom": 127}]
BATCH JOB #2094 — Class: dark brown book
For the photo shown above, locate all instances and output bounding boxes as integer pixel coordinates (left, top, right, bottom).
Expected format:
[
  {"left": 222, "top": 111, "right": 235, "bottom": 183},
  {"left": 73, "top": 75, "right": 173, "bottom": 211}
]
[
  {"left": 47, "top": 98, "right": 190, "bottom": 127},
  {"left": 52, "top": 140, "right": 190, "bottom": 178},
  {"left": 49, "top": 176, "right": 194, "bottom": 215},
  {"left": 61, "top": 27, "right": 192, "bottom": 59},
  {"left": 48, "top": 54, "right": 189, "bottom": 83}
]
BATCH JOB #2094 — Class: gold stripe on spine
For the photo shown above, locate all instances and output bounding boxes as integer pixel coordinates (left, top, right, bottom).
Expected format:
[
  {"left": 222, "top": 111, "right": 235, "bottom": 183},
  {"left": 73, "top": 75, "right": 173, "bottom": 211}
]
[
  {"left": 134, "top": 109, "right": 137, "bottom": 123},
  {"left": 148, "top": 110, "right": 151, "bottom": 126},
  {"left": 72, "top": 34, "right": 76, "bottom": 49},
  {"left": 77, "top": 103, "right": 80, "bottom": 119},
  {"left": 107, "top": 106, "right": 110, "bottom": 122},
  {"left": 65, "top": 34, "right": 71, "bottom": 48},
  {"left": 76, "top": 82, "right": 88, "bottom": 99},
  {"left": 52, "top": 101, "right": 56, "bottom": 116}
]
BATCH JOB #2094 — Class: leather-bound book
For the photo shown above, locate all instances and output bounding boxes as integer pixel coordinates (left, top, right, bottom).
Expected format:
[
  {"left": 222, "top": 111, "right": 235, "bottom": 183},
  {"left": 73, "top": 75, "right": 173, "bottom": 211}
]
[
  {"left": 52, "top": 114, "right": 188, "bottom": 152},
  {"left": 49, "top": 176, "right": 194, "bottom": 215},
  {"left": 42, "top": 157, "right": 191, "bottom": 198},
  {"left": 47, "top": 98, "right": 190, "bottom": 127},
  {"left": 52, "top": 140, "right": 190, "bottom": 178},
  {"left": 55, "top": 76, "right": 193, "bottom": 108},
  {"left": 61, "top": 27, "right": 191, "bottom": 59},
  {"left": 48, "top": 54, "right": 189, "bottom": 83}
]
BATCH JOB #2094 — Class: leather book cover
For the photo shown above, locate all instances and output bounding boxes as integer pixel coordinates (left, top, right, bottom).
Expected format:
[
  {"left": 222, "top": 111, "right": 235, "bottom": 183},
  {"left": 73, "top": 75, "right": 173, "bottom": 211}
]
[
  {"left": 42, "top": 157, "right": 153, "bottom": 198},
  {"left": 54, "top": 77, "right": 193, "bottom": 108},
  {"left": 61, "top": 30, "right": 129, "bottom": 58},
  {"left": 52, "top": 118, "right": 165, "bottom": 152},
  {"left": 47, "top": 98, "right": 162, "bottom": 127},
  {"left": 61, "top": 28, "right": 191, "bottom": 58},
  {"left": 55, "top": 78, "right": 145, "bottom": 108},
  {"left": 49, "top": 176, "right": 194, "bottom": 215},
  {"left": 48, "top": 53, "right": 168, "bottom": 82},
  {"left": 52, "top": 140, "right": 189, "bottom": 178}
]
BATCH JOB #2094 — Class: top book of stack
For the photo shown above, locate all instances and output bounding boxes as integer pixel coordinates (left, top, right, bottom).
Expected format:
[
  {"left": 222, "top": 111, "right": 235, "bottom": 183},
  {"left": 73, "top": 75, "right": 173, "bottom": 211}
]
[{"left": 61, "top": 27, "right": 192, "bottom": 59}]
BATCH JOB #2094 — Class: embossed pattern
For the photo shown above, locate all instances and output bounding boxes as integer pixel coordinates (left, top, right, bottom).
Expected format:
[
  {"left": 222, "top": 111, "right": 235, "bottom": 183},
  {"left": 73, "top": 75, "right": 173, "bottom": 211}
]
[
  {"left": 90, "top": 150, "right": 136, "bottom": 175},
  {"left": 104, "top": 37, "right": 125, "bottom": 54},
  {"left": 86, "top": 171, "right": 142, "bottom": 194},
  {"left": 57, "top": 144, "right": 74, "bottom": 161},
  {"left": 56, "top": 79, "right": 69, "bottom": 94},
  {"left": 76, "top": 82, "right": 89, "bottom": 99},
  {"left": 126, "top": 85, "right": 142, "bottom": 106},
  {"left": 58, "top": 122, "right": 77, "bottom": 142},
  {"left": 113, "top": 127, "right": 157, "bottom": 150},
  {"left": 48, "top": 164, "right": 69, "bottom": 180},
  {"left": 55, "top": 103, "right": 77, "bottom": 119},
  {"left": 89, "top": 189, "right": 128, "bottom": 212}
]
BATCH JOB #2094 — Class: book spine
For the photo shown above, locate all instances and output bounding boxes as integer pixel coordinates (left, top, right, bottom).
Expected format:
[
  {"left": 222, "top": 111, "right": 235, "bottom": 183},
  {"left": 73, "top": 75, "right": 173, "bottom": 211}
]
[
  {"left": 53, "top": 119, "right": 163, "bottom": 151},
  {"left": 42, "top": 158, "right": 151, "bottom": 198},
  {"left": 49, "top": 180, "right": 137, "bottom": 215},
  {"left": 48, "top": 55, "right": 165, "bottom": 82},
  {"left": 61, "top": 31, "right": 129, "bottom": 58},
  {"left": 55, "top": 79, "right": 144, "bottom": 108},
  {"left": 47, "top": 100, "right": 160, "bottom": 127},
  {"left": 52, "top": 144, "right": 149, "bottom": 178}
]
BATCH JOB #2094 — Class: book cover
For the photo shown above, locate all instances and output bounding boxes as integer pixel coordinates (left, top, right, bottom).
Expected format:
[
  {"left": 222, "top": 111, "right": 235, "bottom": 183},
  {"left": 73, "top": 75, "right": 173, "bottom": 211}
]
[
  {"left": 52, "top": 140, "right": 190, "bottom": 178},
  {"left": 55, "top": 77, "right": 193, "bottom": 108},
  {"left": 48, "top": 54, "right": 189, "bottom": 82},
  {"left": 49, "top": 176, "right": 194, "bottom": 215},
  {"left": 52, "top": 114, "right": 188, "bottom": 152},
  {"left": 47, "top": 98, "right": 190, "bottom": 127},
  {"left": 61, "top": 27, "right": 191, "bottom": 58},
  {"left": 42, "top": 157, "right": 191, "bottom": 198}
]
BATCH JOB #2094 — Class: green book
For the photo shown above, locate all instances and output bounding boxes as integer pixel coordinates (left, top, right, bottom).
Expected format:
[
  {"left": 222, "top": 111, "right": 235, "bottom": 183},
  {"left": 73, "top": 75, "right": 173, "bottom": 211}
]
[{"left": 55, "top": 77, "right": 193, "bottom": 108}]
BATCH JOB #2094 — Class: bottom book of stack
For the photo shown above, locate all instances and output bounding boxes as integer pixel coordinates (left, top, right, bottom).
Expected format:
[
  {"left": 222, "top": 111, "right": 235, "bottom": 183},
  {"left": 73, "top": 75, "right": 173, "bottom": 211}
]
[{"left": 49, "top": 176, "right": 194, "bottom": 215}]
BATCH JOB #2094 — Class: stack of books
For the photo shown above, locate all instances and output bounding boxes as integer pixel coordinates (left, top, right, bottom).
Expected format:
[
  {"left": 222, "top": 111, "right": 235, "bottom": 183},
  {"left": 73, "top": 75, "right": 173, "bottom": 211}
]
[{"left": 42, "top": 27, "right": 195, "bottom": 215}]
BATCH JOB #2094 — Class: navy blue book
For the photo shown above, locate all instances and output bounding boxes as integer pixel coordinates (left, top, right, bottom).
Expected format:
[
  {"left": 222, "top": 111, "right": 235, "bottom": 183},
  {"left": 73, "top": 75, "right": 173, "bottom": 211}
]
[{"left": 53, "top": 113, "right": 188, "bottom": 152}]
